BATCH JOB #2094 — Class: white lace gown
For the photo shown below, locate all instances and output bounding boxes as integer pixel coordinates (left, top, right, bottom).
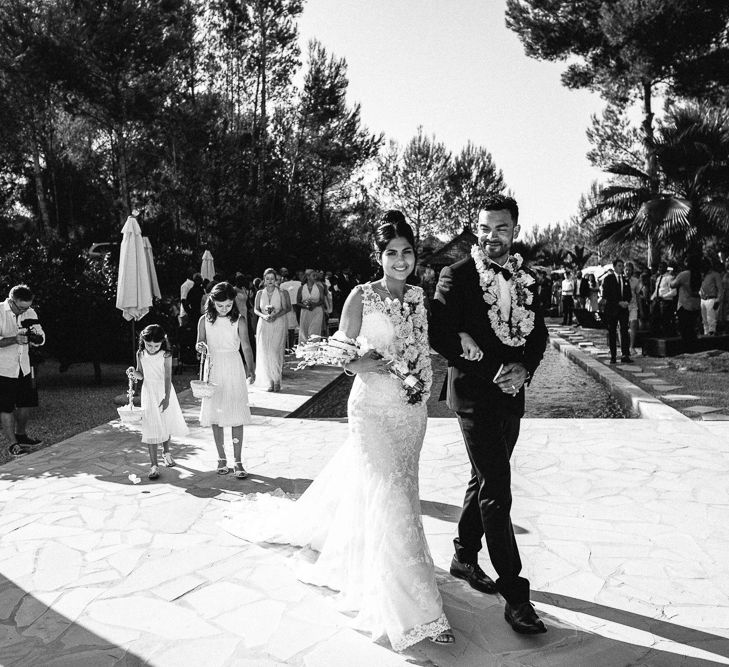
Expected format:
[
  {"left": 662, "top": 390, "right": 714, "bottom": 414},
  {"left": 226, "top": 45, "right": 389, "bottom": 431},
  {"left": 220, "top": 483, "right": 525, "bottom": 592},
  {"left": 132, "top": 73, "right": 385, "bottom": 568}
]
[
  {"left": 199, "top": 316, "right": 252, "bottom": 427},
  {"left": 222, "top": 284, "right": 449, "bottom": 651}
]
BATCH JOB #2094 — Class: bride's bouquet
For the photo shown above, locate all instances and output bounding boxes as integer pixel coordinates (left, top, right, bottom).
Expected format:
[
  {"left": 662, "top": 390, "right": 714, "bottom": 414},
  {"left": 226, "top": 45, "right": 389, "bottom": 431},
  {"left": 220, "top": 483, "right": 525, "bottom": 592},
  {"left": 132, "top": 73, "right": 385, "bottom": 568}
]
[
  {"left": 295, "top": 330, "right": 360, "bottom": 369},
  {"left": 358, "top": 336, "right": 428, "bottom": 405},
  {"left": 295, "top": 331, "right": 428, "bottom": 405}
]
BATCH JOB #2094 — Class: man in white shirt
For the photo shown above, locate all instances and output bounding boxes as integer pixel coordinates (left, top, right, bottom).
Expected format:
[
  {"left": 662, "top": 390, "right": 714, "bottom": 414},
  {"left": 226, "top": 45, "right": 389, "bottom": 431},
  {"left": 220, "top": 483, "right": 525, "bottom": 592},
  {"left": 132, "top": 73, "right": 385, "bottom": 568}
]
[
  {"left": 179, "top": 268, "right": 195, "bottom": 327},
  {"left": 279, "top": 267, "right": 302, "bottom": 349},
  {"left": 560, "top": 270, "right": 576, "bottom": 325},
  {"left": 650, "top": 262, "right": 677, "bottom": 335},
  {"left": 0, "top": 285, "right": 46, "bottom": 456}
]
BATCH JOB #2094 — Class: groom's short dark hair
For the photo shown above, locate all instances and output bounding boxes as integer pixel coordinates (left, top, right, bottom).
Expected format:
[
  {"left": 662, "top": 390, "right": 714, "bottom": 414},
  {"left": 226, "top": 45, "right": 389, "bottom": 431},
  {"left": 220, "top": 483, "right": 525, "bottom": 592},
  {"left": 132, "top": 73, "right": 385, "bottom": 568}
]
[{"left": 480, "top": 195, "right": 519, "bottom": 223}]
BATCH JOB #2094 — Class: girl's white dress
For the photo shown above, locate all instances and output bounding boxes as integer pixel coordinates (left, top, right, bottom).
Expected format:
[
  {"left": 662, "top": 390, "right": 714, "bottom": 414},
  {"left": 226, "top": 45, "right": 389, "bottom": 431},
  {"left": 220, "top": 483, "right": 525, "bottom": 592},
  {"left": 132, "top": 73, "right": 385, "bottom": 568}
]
[
  {"left": 200, "top": 316, "right": 252, "bottom": 427},
  {"left": 298, "top": 283, "right": 324, "bottom": 342},
  {"left": 222, "top": 284, "right": 449, "bottom": 651},
  {"left": 254, "top": 288, "right": 287, "bottom": 389},
  {"left": 140, "top": 351, "right": 188, "bottom": 444}
]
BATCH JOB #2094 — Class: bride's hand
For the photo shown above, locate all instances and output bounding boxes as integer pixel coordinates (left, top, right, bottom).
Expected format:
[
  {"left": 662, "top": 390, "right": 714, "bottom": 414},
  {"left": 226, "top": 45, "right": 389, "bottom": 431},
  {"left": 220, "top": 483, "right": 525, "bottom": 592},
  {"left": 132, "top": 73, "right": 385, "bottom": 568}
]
[{"left": 346, "top": 351, "right": 388, "bottom": 375}]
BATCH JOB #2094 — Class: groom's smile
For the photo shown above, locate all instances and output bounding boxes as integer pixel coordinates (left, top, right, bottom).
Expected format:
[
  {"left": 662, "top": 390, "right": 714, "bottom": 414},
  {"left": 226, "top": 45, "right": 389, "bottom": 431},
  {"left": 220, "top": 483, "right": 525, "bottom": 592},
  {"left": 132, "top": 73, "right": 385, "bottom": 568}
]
[{"left": 477, "top": 209, "right": 520, "bottom": 264}]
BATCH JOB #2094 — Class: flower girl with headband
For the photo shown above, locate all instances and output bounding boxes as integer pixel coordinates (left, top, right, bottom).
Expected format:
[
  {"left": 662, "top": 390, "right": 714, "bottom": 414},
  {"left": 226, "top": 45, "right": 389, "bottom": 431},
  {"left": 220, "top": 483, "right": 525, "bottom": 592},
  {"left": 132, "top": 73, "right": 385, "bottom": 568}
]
[
  {"left": 196, "top": 281, "right": 255, "bottom": 478},
  {"left": 130, "top": 324, "right": 188, "bottom": 480}
]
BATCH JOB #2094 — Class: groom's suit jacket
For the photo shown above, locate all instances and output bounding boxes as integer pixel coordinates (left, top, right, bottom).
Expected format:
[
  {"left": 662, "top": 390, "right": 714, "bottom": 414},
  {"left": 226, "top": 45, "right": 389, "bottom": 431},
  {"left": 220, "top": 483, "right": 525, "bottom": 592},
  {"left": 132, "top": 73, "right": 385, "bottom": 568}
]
[{"left": 429, "top": 257, "right": 548, "bottom": 417}]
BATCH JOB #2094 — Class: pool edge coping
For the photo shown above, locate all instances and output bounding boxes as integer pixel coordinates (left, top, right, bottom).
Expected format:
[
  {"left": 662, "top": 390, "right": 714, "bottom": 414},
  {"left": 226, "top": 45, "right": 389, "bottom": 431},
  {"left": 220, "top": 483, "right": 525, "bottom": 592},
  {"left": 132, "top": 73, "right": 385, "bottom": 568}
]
[{"left": 548, "top": 333, "right": 692, "bottom": 422}]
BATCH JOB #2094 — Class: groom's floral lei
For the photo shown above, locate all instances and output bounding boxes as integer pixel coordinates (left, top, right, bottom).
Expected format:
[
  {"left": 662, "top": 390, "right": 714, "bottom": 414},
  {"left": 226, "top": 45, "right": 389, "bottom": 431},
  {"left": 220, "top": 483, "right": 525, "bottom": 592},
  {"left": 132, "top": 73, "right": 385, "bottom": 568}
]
[
  {"left": 471, "top": 244, "right": 535, "bottom": 347},
  {"left": 359, "top": 287, "right": 433, "bottom": 406}
]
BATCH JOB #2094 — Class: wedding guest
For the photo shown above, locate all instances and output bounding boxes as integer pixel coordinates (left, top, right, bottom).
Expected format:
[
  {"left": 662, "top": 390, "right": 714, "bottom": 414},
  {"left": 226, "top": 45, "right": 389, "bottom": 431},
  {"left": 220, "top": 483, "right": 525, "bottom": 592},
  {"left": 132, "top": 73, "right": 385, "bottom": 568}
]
[
  {"left": 625, "top": 262, "right": 641, "bottom": 356},
  {"left": 577, "top": 270, "right": 590, "bottom": 309},
  {"left": 254, "top": 268, "right": 290, "bottom": 392},
  {"left": 538, "top": 271, "right": 553, "bottom": 314},
  {"left": 297, "top": 269, "right": 325, "bottom": 343},
  {"left": 602, "top": 258, "right": 633, "bottom": 364},
  {"left": 638, "top": 271, "right": 652, "bottom": 331},
  {"left": 560, "top": 270, "right": 575, "bottom": 325},
  {"left": 651, "top": 262, "right": 677, "bottom": 335},
  {"left": 179, "top": 267, "right": 195, "bottom": 327},
  {"left": 670, "top": 255, "right": 702, "bottom": 351},
  {"left": 551, "top": 274, "right": 562, "bottom": 317},
  {"left": 720, "top": 257, "right": 729, "bottom": 333},
  {"left": 0, "top": 285, "right": 45, "bottom": 457},
  {"left": 699, "top": 258, "right": 723, "bottom": 336},
  {"left": 279, "top": 268, "right": 302, "bottom": 349},
  {"left": 233, "top": 273, "right": 253, "bottom": 357},
  {"left": 585, "top": 273, "right": 600, "bottom": 313}
]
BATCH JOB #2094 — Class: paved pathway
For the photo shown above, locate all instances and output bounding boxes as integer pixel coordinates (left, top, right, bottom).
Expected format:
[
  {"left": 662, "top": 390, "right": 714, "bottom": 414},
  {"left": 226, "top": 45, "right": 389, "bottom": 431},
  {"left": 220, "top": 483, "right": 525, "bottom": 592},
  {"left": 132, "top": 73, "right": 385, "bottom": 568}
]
[{"left": 1, "top": 368, "right": 729, "bottom": 665}]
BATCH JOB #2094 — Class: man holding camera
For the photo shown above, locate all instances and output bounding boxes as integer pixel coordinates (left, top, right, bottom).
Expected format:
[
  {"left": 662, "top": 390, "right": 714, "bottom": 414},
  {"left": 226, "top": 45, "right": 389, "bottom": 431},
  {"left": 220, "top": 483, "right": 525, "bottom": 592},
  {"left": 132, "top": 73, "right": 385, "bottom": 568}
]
[{"left": 0, "top": 284, "right": 45, "bottom": 456}]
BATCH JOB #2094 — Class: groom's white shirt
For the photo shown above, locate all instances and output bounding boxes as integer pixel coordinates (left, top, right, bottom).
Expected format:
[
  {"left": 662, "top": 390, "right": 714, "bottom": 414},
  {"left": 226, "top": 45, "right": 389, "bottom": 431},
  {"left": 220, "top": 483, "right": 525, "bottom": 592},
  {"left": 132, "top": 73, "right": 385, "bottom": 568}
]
[
  {"left": 489, "top": 257, "right": 512, "bottom": 320},
  {"left": 496, "top": 273, "right": 512, "bottom": 320}
]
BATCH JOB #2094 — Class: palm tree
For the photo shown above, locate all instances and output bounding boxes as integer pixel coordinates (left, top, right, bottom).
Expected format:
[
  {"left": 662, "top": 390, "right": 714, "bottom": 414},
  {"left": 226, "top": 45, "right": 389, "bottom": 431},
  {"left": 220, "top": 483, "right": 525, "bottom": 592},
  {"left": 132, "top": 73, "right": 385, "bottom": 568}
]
[
  {"left": 538, "top": 247, "right": 567, "bottom": 269},
  {"left": 583, "top": 103, "right": 729, "bottom": 263},
  {"left": 566, "top": 245, "right": 594, "bottom": 270}
]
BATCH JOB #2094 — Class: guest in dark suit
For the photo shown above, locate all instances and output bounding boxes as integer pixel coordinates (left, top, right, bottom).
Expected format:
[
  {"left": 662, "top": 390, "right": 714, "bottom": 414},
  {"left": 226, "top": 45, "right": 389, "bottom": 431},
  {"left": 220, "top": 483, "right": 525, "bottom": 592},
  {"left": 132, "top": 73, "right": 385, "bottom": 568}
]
[
  {"left": 602, "top": 257, "right": 633, "bottom": 364},
  {"left": 429, "top": 195, "right": 548, "bottom": 635}
]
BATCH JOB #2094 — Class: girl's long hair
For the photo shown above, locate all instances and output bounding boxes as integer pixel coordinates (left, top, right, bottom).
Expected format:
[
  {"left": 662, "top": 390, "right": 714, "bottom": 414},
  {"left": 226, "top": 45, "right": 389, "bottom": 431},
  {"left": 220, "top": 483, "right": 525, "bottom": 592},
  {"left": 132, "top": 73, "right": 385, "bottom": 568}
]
[
  {"left": 138, "top": 324, "right": 172, "bottom": 357},
  {"left": 204, "top": 281, "right": 240, "bottom": 323}
]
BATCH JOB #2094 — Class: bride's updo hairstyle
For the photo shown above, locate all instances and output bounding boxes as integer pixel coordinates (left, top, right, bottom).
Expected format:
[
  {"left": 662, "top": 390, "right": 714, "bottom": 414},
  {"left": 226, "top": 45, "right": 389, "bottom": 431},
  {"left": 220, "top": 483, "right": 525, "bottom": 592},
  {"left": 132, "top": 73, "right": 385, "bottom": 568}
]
[{"left": 373, "top": 210, "right": 417, "bottom": 268}]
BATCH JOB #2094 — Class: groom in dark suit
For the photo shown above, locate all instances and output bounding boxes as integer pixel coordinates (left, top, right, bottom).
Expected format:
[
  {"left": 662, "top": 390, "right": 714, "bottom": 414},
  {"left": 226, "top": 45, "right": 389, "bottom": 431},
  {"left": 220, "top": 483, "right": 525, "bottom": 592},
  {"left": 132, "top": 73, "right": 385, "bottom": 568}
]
[{"left": 430, "top": 195, "right": 548, "bottom": 634}]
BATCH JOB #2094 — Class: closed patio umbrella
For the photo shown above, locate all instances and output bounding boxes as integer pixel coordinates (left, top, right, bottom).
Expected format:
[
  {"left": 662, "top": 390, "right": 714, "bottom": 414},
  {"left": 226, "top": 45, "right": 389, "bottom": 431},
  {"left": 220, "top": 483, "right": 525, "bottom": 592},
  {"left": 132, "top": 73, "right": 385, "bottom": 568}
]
[
  {"left": 201, "top": 250, "right": 215, "bottom": 282},
  {"left": 116, "top": 214, "right": 154, "bottom": 358},
  {"left": 143, "top": 236, "right": 161, "bottom": 300}
]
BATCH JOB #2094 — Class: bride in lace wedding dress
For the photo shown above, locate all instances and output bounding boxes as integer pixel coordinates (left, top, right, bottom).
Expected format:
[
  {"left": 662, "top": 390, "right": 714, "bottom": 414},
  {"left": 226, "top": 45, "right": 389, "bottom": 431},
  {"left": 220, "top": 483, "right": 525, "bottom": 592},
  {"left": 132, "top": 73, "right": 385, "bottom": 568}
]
[{"left": 221, "top": 212, "right": 452, "bottom": 651}]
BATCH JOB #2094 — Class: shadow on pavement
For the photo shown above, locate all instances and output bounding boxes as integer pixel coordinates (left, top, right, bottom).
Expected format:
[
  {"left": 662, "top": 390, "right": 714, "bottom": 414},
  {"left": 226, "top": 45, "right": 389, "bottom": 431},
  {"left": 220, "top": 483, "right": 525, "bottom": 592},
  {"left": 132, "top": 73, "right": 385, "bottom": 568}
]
[
  {"left": 0, "top": 574, "right": 149, "bottom": 666},
  {"left": 434, "top": 569, "right": 728, "bottom": 666}
]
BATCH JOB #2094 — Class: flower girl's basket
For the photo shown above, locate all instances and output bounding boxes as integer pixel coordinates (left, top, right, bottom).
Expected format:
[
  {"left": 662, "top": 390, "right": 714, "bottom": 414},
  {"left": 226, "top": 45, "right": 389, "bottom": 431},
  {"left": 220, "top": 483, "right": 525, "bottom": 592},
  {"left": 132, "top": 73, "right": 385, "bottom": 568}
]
[
  {"left": 117, "top": 367, "right": 145, "bottom": 424},
  {"left": 190, "top": 342, "right": 217, "bottom": 399}
]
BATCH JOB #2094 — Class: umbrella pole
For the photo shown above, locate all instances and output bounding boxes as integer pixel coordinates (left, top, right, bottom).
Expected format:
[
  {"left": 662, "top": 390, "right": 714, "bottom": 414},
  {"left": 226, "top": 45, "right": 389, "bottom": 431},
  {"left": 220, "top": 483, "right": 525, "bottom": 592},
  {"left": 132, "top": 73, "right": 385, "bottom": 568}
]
[{"left": 131, "top": 320, "right": 136, "bottom": 365}]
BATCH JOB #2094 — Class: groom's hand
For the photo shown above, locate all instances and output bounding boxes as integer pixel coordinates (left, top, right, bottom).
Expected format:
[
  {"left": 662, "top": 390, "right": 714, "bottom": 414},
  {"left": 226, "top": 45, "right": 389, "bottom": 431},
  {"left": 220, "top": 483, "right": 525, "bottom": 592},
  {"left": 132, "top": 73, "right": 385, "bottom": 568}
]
[
  {"left": 495, "top": 362, "right": 528, "bottom": 396},
  {"left": 434, "top": 267, "right": 453, "bottom": 304}
]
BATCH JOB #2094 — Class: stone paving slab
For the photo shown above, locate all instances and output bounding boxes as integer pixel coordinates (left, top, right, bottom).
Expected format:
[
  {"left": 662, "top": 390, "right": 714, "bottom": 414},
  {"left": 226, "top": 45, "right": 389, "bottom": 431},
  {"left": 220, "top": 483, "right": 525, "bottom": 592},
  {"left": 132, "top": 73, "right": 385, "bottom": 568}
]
[
  {"left": 2, "top": 381, "right": 729, "bottom": 665},
  {"left": 683, "top": 405, "right": 725, "bottom": 415}
]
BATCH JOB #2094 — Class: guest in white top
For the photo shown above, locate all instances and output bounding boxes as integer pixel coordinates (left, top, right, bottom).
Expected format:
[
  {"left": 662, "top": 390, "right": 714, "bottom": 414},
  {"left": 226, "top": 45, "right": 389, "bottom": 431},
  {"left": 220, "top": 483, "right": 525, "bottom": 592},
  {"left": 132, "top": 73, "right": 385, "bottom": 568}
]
[
  {"left": 0, "top": 284, "right": 46, "bottom": 455},
  {"left": 560, "top": 271, "right": 576, "bottom": 325},
  {"left": 279, "top": 267, "right": 302, "bottom": 349},
  {"left": 179, "top": 268, "right": 195, "bottom": 326}
]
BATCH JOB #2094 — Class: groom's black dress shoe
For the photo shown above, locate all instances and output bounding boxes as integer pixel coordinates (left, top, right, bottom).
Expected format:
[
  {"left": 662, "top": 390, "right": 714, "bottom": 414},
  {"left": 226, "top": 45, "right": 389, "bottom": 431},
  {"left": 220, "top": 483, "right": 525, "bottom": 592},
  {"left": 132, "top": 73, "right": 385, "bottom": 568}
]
[
  {"left": 504, "top": 601, "right": 547, "bottom": 634},
  {"left": 449, "top": 557, "right": 497, "bottom": 594}
]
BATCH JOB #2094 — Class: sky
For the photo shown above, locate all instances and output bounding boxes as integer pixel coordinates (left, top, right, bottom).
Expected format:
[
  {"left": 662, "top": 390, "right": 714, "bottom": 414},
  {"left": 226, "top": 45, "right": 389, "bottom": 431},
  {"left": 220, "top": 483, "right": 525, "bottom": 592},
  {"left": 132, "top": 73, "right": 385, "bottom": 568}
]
[{"left": 297, "top": 0, "right": 608, "bottom": 233}]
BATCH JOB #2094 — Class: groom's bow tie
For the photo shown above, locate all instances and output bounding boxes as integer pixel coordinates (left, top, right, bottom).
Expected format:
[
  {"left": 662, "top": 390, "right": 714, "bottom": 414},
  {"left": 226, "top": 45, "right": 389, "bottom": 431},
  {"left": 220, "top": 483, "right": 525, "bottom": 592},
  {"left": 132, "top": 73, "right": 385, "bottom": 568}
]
[{"left": 489, "top": 261, "right": 513, "bottom": 281}]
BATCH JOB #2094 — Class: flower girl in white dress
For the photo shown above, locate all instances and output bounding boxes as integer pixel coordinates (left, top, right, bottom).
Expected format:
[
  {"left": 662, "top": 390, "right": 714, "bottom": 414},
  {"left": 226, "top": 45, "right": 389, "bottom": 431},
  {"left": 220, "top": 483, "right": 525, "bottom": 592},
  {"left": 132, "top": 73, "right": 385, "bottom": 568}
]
[
  {"left": 197, "top": 282, "right": 256, "bottom": 478},
  {"left": 132, "top": 325, "right": 188, "bottom": 480},
  {"left": 222, "top": 212, "right": 453, "bottom": 650}
]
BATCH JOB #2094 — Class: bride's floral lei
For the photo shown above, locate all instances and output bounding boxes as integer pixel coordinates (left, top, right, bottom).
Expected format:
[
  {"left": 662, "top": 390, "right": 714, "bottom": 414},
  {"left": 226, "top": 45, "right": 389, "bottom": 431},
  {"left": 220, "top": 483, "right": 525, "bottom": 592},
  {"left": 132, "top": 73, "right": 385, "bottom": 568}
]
[
  {"left": 471, "top": 244, "right": 535, "bottom": 347},
  {"left": 358, "top": 287, "right": 433, "bottom": 406},
  {"left": 295, "top": 287, "right": 432, "bottom": 405}
]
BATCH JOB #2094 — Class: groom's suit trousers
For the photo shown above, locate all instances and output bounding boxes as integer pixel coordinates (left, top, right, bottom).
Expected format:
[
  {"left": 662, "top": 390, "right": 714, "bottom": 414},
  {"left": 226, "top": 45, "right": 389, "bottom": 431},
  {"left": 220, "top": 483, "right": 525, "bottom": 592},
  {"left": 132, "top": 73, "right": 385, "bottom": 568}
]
[{"left": 454, "top": 408, "right": 530, "bottom": 605}]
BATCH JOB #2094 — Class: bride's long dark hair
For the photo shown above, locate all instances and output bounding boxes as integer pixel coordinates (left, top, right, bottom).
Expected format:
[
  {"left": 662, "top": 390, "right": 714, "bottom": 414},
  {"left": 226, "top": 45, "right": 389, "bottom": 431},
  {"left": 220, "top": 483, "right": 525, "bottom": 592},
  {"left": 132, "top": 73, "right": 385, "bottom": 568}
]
[{"left": 373, "top": 211, "right": 417, "bottom": 269}]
